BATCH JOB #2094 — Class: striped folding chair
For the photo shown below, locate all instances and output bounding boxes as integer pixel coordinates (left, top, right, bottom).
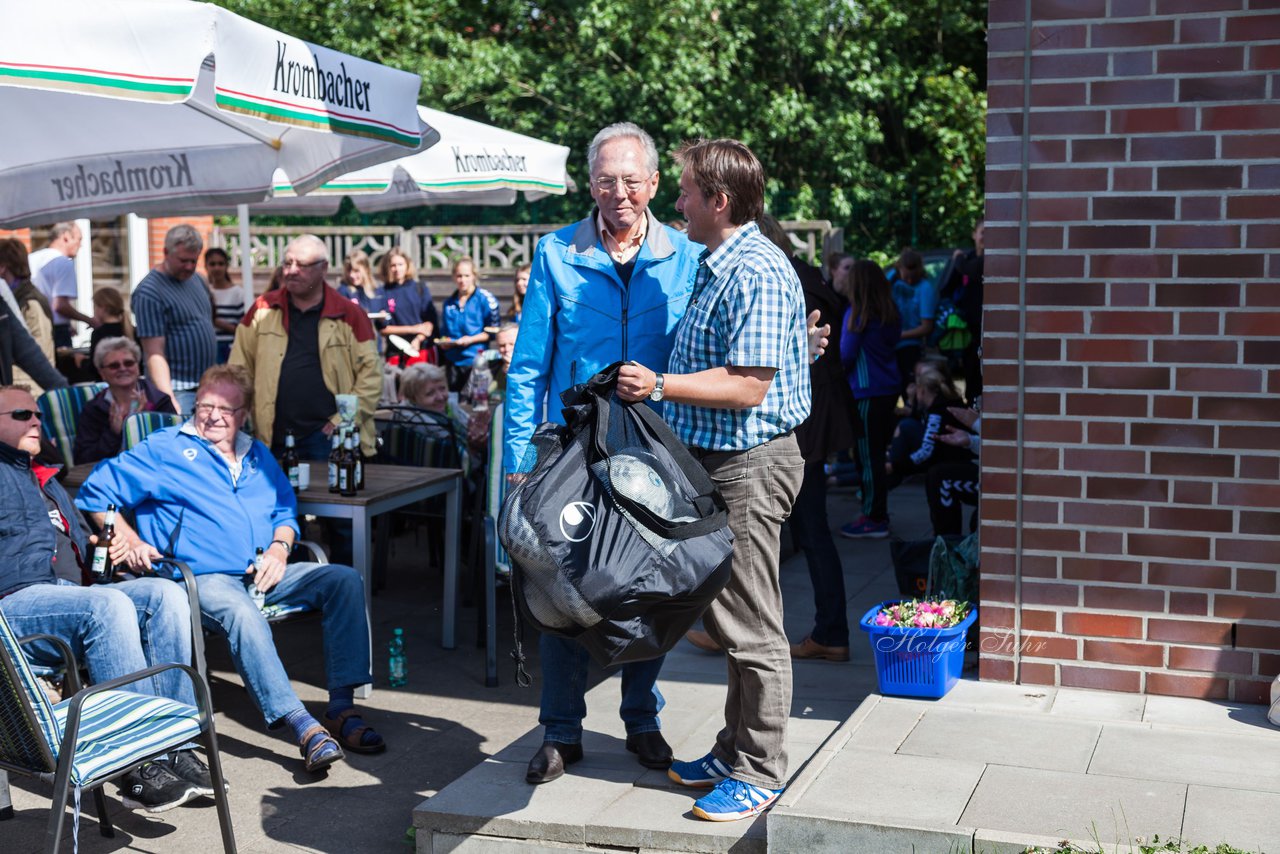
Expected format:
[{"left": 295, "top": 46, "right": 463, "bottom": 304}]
[
  {"left": 0, "top": 609, "right": 235, "bottom": 853},
  {"left": 36, "top": 383, "right": 105, "bottom": 467},
  {"left": 122, "top": 411, "right": 185, "bottom": 451}
]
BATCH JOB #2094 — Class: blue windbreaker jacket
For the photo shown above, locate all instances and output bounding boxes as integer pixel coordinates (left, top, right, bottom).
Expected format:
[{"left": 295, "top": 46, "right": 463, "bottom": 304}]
[
  {"left": 503, "top": 210, "right": 702, "bottom": 474},
  {"left": 75, "top": 424, "right": 299, "bottom": 576}
]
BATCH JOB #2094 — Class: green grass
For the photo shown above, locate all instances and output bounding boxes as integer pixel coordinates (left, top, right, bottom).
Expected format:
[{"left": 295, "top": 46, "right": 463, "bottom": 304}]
[{"left": 1022, "top": 837, "right": 1258, "bottom": 854}]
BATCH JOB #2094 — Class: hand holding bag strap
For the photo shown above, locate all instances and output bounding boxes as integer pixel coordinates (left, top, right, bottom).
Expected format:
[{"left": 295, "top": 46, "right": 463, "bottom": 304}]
[{"left": 590, "top": 384, "right": 729, "bottom": 541}]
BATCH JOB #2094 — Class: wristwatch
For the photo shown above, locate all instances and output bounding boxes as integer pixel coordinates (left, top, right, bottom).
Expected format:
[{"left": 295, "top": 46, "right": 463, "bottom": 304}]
[{"left": 649, "top": 373, "right": 665, "bottom": 402}]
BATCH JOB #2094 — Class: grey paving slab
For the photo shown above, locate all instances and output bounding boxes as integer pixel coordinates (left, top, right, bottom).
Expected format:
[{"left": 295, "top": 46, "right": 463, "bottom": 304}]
[
  {"left": 788, "top": 747, "right": 986, "bottom": 827},
  {"left": 1142, "top": 695, "right": 1274, "bottom": 732},
  {"left": 412, "top": 757, "right": 635, "bottom": 845},
  {"left": 938, "top": 678, "right": 1056, "bottom": 713},
  {"left": 587, "top": 785, "right": 766, "bottom": 854},
  {"left": 898, "top": 707, "right": 1102, "bottom": 772},
  {"left": 1182, "top": 785, "right": 1280, "bottom": 854},
  {"left": 768, "top": 812, "right": 976, "bottom": 854},
  {"left": 429, "top": 832, "right": 633, "bottom": 853},
  {"left": 974, "top": 828, "right": 1098, "bottom": 854},
  {"left": 1090, "top": 723, "right": 1280, "bottom": 793},
  {"left": 1049, "top": 687, "right": 1147, "bottom": 723},
  {"left": 960, "top": 765, "right": 1186, "bottom": 845},
  {"left": 843, "top": 699, "right": 924, "bottom": 752}
]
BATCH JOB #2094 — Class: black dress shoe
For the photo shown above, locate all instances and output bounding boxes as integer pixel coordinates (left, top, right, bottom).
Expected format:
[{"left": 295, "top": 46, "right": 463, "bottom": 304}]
[
  {"left": 625, "top": 731, "right": 673, "bottom": 770},
  {"left": 525, "top": 741, "right": 583, "bottom": 784}
]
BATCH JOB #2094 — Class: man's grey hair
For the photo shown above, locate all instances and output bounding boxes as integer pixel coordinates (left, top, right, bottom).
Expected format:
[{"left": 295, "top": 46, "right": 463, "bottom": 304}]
[
  {"left": 164, "top": 224, "right": 204, "bottom": 254},
  {"left": 47, "top": 222, "right": 79, "bottom": 245},
  {"left": 288, "top": 234, "right": 330, "bottom": 266},
  {"left": 92, "top": 336, "right": 143, "bottom": 372},
  {"left": 587, "top": 122, "right": 659, "bottom": 176}
]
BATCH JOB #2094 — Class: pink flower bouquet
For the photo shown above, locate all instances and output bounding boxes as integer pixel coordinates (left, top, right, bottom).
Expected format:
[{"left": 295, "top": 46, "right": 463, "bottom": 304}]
[{"left": 872, "top": 599, "right": 971, "bottom": 630}]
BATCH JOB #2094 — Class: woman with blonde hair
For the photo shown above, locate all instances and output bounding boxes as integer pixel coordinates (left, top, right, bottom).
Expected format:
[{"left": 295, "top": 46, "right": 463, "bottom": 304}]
[
  {"left": 438, "top": 256, "right": 501, "bottom": 391},
  {"left": 338, "top": 251, "right": 385, "bottom": 313},
  {"left": 76, "top": 336, "right": 177, "bottom": 463},
  {"left": 379, "top": 247, "right": 437, "bottom": 362}
]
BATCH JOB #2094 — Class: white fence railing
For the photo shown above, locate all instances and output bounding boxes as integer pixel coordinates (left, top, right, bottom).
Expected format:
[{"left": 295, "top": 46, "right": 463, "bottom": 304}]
[{"left": 213, "top": 221, "right": 843, "bottom": 291}]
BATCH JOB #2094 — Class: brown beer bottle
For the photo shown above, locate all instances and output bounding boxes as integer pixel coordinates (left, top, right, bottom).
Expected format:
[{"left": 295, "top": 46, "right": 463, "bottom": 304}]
[
  {"left": 91, "top": 503, "right": 117, "bottom": 582},
  {"left": 339, "top": 433, "right": 357, "bottom": 497},
  {"left": 282, "top": 429, "right": 301, "bottom": 492}
]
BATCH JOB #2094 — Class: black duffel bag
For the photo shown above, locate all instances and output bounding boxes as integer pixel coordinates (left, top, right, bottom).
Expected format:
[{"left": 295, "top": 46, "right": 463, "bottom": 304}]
[{"left": 499, "top": 362, "right": 734, "bottom": 668}]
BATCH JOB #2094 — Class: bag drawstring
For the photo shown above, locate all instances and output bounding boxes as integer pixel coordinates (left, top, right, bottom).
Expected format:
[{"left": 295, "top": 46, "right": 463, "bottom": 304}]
[{"left": 509, "top": 576, "right": 531, "bottom": 688}]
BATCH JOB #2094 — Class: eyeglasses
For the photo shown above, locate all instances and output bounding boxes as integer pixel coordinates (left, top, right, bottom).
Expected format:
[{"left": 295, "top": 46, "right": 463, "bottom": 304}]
[
  {"left": 282, "top": 257, "right": 325, "bottom": 270},
  {"left": 194, "top": 402, "right": 244, "bottom": 418},
  {"left": 102, "top": 359, "right": 138, "bottom": 371},
  {"left": 592, "top": 174, "right": 652, "bottom": 194},
  {"left": 0, "top": 409, "right": 41, "bottom": 422}
]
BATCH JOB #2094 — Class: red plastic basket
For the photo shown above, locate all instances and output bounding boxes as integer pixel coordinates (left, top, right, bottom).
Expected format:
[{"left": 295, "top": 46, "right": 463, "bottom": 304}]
[{"left": 859, "top": 600, "right": 978, "bottom": 699}]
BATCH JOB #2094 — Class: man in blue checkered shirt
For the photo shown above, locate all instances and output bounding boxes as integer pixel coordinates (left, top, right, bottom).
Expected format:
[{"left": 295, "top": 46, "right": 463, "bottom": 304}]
[{"left": 618, "top": 138, "right": 811, "bottom": 823}]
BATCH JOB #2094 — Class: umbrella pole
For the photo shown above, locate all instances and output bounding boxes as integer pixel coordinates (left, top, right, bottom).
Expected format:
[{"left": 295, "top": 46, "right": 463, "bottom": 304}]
[{"left": 238, "top": 204, "right": 254, "bottom": 309}]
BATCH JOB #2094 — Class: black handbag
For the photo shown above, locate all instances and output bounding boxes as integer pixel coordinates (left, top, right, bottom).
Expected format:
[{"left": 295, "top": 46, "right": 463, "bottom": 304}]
[{"left": 499, "top": 362, "right": 734, "bottom": 668}]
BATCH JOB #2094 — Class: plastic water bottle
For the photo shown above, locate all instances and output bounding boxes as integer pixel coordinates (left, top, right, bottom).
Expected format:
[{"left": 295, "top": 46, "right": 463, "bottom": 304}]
[
  {"left": 389, "top": 628, "right": 408, "bottom": 688},
  {"left": 468, "top": 353, "right": 492, "bottom": 411}
]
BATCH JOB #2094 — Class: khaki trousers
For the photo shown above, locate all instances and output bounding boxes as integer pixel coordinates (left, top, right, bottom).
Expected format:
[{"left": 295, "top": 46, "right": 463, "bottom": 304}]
[{"left": 698, "top": 431, "right": 804, "bottom": 789}]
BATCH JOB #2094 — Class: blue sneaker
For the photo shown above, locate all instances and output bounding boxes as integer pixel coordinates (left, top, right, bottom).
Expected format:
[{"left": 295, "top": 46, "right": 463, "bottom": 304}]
[
  {"left": 692, "top": 778, "right": 783, "bottom": 822},
  {"left": 667, "top": 752, "right": 733, "bottom": 788},
  {"left": 840, "top": 516, "right": 889, "bottom": 539}
]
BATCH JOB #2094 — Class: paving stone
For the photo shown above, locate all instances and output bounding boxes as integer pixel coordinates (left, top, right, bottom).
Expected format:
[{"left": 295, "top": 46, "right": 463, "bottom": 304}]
[
  {"left": 768, "top": 812, "right": 975, "bottom": 854},
  {"left": 413, "top": 757, "right": 636, "bottom": 845},
  {"left": 898, "top": 707, "right": 1102, "bottom": 772},
  {"left": 974, "top": 828, "right": 1095, "bottom": 854},
  {"left": 789, "top": 747, "right": 985, "bottom": 827},
  {"left": 842, "top": 699, "right": 924, "bottom": 752},
  {"left": 587, "top": 785, "right": 766, "bottom": 854},
  {"left": 1049, "top": 688, "right": 1147, "bottom": 723},
  {"left": 1142, "top": 695, "right": 1274, "bottom": 731},
  {"left": 940, "top": 678, "right": 1056, "bottom": 713},
  {"left": 1090, "top": 723, "right": 1280, "bottom": 793},
  {"left": 1182, "top": 784, "right": 1280, "bottom": 854},
  {"left": 427, "top": 831, "right": 632, "bottom": 853},
  {"left": 960, "top": 765, "right": 1185, "bottom": 843}
]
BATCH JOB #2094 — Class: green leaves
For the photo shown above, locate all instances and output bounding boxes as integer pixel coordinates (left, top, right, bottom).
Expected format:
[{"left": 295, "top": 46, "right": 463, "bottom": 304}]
[{"left": 213, "top": 0, "right": 986, "bottom": 253}]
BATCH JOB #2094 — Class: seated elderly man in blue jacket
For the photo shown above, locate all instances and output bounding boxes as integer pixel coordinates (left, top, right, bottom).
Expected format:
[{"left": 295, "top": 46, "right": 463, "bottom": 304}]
[{"left": 76, "top": 363, "right": 385, "bottom": 773}]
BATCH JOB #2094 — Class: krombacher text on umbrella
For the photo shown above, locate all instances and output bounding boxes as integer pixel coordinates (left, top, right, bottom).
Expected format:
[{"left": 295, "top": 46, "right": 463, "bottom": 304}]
[
  {"left": 50, "top": 155, "right": 193, "bottom": 202},
  {"left": 453, "top": 147, "right": 528, "bottom": 174},
  {"left": 273, "top": 41, "right": 373, "bottom": 112}
]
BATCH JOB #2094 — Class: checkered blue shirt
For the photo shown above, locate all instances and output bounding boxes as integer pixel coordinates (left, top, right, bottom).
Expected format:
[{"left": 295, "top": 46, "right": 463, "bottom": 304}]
[{"left": 665, "top": 222, "right": 811, "bottom": 451}]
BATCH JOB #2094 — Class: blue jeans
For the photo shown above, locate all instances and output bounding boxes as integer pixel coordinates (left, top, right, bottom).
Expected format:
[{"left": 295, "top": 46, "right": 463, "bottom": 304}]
[
  {"left": 183, "top": 562, "right": 370, "bottom": 726},
  {"left": 173, "top": 388, "right": 198, "bottom": 418},
  {"left": 1, "top": 578, "right": 196, "bottom": 707},
  {"left": 538, "top": 634, "right": 665, "bottom": 744}
]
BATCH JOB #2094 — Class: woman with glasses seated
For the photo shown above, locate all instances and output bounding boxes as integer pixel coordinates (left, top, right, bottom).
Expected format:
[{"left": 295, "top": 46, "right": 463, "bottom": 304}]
[{"left": 75, "top": 336, "right": 177, "bottom": 464}]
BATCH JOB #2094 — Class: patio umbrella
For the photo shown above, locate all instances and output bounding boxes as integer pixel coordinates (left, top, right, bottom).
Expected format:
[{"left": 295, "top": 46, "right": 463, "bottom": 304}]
[
  {"left": 205, "top": 106, "right": 573, "bottom": 215},
  {"left": 0, "top": 0, "right": 436, "bottom": 228}
]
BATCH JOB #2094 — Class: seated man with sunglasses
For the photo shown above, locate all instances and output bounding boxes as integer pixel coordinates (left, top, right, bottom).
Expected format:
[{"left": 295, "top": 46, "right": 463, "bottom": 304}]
[
  {"left": 0, "top": 383, "right": 214, "bottom": 813},
  {"left": 75, "top": 363, "right": 385, "bottom": 774}
]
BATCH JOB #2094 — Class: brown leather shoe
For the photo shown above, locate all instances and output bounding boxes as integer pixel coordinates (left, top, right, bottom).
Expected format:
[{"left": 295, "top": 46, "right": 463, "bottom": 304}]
[
  {"left": 625, "top": 730, "right": 673, "bottom": 769},
  {"left": 684, "top": 629, "right": 722, "bottom": 653},
  {"left": 525, "top": 741, "right": 583, "bottom": 784},
  {"left": 790, "top": 636, "right": 850, "bottom": 662}
]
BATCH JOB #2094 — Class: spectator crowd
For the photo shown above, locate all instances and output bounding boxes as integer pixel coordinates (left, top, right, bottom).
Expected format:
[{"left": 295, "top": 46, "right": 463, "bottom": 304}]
[{"left": 0, "top": 123, "right": 982, "bottom": 827}]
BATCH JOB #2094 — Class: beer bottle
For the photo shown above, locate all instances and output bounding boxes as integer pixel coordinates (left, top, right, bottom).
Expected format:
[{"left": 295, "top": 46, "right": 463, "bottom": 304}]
[
  {"left": 248, "top": 546, "right": 267, "bottom": 612},
  {"left": 328, "top": 432, "right": 342, "bottom": 493},
  {"left": 282, "top": 429, "right": 301, "bottom": 492},
  {"left": 91, "top": 503, "right": 117, "bottom": 582},
  {"left": 339, "top": 433, "right": 357, "bottom": 497},
  {"left": 354, "top": 435, "right": 365, "bottom": 491}
]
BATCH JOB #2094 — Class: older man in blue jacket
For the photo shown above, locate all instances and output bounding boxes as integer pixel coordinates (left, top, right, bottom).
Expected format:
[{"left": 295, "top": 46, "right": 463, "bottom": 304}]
[
  {"left": 504, "top": 122, "right": 702, "bottom": 785},
  {"left": 76, "top": 363, "right": 384, "bottom": 775}
]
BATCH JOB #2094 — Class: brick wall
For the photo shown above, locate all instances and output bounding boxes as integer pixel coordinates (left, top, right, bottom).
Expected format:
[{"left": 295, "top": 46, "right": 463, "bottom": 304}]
[
  {"left": 981, "top": 0, "right": 1280, "bottom": 702},
  {"left": 147, "top": 216, "right": 215, "bottom": 268}
]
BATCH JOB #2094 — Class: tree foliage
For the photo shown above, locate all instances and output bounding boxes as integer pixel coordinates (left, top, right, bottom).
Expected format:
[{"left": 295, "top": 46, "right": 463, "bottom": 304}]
[{"left": 216, "top": 0, "right": 986, "bottom": 255}]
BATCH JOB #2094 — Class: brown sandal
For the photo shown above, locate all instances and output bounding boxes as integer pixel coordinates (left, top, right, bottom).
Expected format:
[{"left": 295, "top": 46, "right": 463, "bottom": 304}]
[
  {"left": 323, "top": 708, "right": 387, "bottom": 754},
  {"left": 300, "top": 724, "right": 344, "bottom": 772}
]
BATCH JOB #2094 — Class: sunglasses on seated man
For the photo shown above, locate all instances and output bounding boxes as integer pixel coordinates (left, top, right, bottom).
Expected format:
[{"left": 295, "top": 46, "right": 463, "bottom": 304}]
[{"left": 0, "top": 409, "right": 41, "bottom": 422}]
